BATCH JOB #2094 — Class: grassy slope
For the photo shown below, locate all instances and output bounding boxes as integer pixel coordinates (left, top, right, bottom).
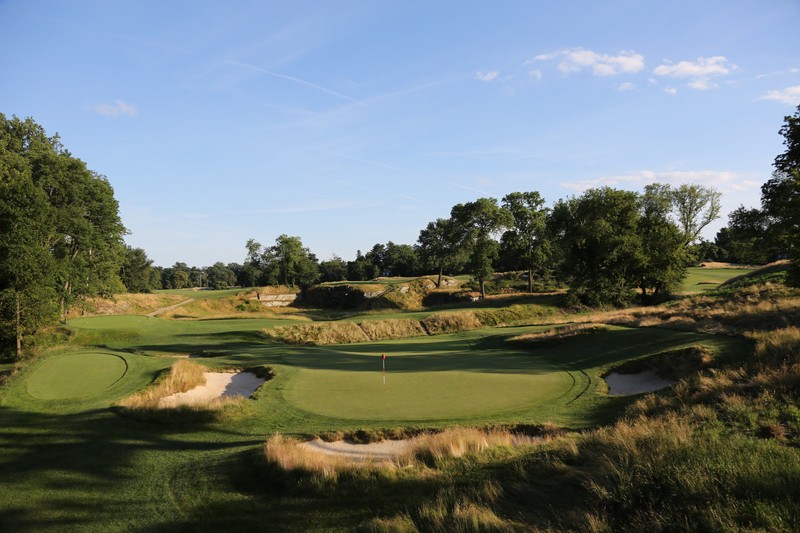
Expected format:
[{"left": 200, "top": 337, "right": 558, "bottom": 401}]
[
  {"left": 680, "top": 266, "right": 754, "bottom": 294},
  {"left": 0, "top": 308, "right": 749, "bottom": 531},
  {"left": 2, "top": 276, "right": 791, "bottom": 532}
]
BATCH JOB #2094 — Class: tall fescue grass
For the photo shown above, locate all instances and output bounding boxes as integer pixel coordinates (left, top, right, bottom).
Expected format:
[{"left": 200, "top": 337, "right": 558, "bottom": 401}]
[
  {"left": 118, "top": 359, "right": 206, "bottom": 410},
  {"left": 262, "top": 427, "right": 535, "bottom": 482},
  {"left": 359, "top": 319, "right": 427, "bottom": 341},
  {"left": 509, "top": 323, "right": 609, "bottom": 345},
  {"left": 116, "top": 360, "right": 255, "bottom": 423},
  {"left": 262, "top": 321, "right": 369, "bottom": 345},
  {"left": 66, "top": 293, "right": 187, "bottom": 317},
  {"left": 262, "top": 304, "right": 558, "bottom": 345},
  {"left": 420, "top": 312, "right": 483, "bottom": 335}
]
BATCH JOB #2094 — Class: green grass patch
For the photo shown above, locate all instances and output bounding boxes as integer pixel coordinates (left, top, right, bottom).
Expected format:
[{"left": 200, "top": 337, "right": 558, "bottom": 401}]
[
  {"left": 25, "top": 351, "right": 128, "bottom": 400},
  {"left": 681, "top": 266, "right": 755, "bottom": 294}
]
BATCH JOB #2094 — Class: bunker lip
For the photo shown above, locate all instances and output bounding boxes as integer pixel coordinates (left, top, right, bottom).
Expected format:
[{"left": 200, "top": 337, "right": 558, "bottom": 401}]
[
  {"left": 298, "top": 438, "right": 411, "bottom": 462},
  {"left": 604, "top": 369, "right": 673, "bottom": 396},
  {"left": 159, "top": 371, "right": 264, "bottom": 407},
  {"left": 296, "top": 433, "right": 540, "bottom": 462}
]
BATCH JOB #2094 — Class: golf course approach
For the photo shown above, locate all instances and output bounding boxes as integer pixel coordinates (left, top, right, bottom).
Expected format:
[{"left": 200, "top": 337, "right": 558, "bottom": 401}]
[{"left": 25, "top": 351, "right": 128, "bottom": 400}]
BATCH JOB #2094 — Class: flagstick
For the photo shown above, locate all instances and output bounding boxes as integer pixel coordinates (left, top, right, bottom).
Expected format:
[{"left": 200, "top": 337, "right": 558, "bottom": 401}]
[{"left": 382, "top": 354, "right": 386, "bottom": 387}]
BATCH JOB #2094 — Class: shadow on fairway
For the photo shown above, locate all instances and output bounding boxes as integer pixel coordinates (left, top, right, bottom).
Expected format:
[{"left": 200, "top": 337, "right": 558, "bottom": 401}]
[{"left": 0, "top": 406, "right": 263, "bottom": 531}]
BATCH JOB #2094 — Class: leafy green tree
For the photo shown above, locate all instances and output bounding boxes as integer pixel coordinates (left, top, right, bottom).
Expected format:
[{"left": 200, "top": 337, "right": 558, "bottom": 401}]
[
  {"left": 320, "top": 255, "right": 348, "bottom": 282},
  {"left": 763, "top": 105, "right": 800, "bottom": 282},
  {"left": 206, "top": 262, "right": 237, "bottom": 289},
  {"left": 365, "top": 243, "right": 387, "bottom": 276},
  {"left": 120, "top": 246, "right": 155, "bottom": 293},
  {"left": 500, "top": 191, "right": 550, "bottom": 293},
  {"left": 0, "top": 114, "right": 125, "bottom": 356},
  {"left": 243, "top": 238, "right": 263, "bottom": 287},
  {"left": 347, "top": 250, "right": 379, "bottom": 281},
  {"left": 549, "top": 187, "right": 642, "bottom": 307},
  {"left": 269, "top": 235, "right": 319, "bottom": 287},
  {"left": 774, "top": 104, "right": 800, "bottom": 175},
  {"left": 635, "top": 184, "right": 689, "bottom": 302},
  {"left": 670, "top": 183, "right": 722, "bottom": 245},
  {"left": 450, "top": 198, "right": 512, "bottom": 298},
  {"left": 383, "top": 242, "right": 419, "bottom": 277},
  {"left": 723, "top": 206, "right": 784, "bottom": 264},
  {"left": 416, "top": 218, "right": 466, "bottom": 287}
]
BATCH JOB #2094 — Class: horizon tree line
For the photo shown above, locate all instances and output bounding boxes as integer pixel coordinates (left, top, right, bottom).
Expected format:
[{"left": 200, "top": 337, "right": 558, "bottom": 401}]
[{"left": 4, "top": 106, "right": 799, "bottom": 357}]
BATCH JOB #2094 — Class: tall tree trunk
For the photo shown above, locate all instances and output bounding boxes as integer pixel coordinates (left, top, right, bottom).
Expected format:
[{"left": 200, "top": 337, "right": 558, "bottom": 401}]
[
  {"left": 479, "top": 279, "right": 486, "bottom": 300},
  {"left": 437, "top": 266, "right": 443, "bottom": 288},
  {"left": 15, "top": 293, "right": 22, "bottom": 359},
  {"left": 528, "top": 266, "right": 533, "bottom": 293}
]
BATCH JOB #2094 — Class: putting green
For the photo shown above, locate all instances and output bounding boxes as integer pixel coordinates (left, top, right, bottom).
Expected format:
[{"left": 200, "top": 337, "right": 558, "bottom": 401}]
[
  {"left": 282, "top": 337, "right": 576, "bottom": 420},
  {"left": 26, "top": 351, "right": 128, "bottom": 400}
]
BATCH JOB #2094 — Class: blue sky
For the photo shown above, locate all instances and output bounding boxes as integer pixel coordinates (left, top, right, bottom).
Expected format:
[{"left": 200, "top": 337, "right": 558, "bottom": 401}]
[{"left": 2, "top": 1, "right": 799, "bottom": 267}]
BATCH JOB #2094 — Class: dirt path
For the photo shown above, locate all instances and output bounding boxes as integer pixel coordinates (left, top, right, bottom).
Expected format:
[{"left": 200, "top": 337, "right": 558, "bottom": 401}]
[{"left": 147, "top": 299, "right": 194, "bottom": 317}]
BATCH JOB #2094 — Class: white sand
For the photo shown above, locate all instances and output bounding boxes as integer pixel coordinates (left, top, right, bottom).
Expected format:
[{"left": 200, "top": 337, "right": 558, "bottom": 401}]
[
  {"left": 605, "top": 370, "right": 673, "bottom": 396},
  {"left": 297, "top": 434, "right": 539, "bottom": 462},
  {"left": 298, "top": 438, "right": 411, "bottom": 462},
  {"left": 159, "top": 372, "right": 264, "bottom": 407}
]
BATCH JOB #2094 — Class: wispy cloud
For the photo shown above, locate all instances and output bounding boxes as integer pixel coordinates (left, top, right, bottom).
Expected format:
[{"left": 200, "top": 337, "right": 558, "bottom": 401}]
[
  {"left": 562, "top": 169, "right": 758, "bottom": 194},
  {"left": 475, "top": 70, "right": 499, "bottom": 81},
  {"left": 755, "top": 67, "right": 800, "bottom": 79},
  {"left": 618, "top": 82, "right": 635, "bottom": 91},
  {"left": 250, "top": 200, "right": 360, "bottom": 214},
  {"left": 91, "top": 100, "right": 139, "bottom": 117},
  {"left": 226, "top": 60, "right": 365, "bottom": 106},
  {"left": 757, "top": 85, "right": 800, "bottom": 106},
  {"left": 447, "top": 182, "right": 493, "bottom": 196},
  {"left": 665, "top": 87, "right": 678, "bottom": 95},
  {"left": 654, "top": 56, "right": 735, "bottom": 90},
  {"left": 534, "top": 48, "right": 645, "bottom": 76}
]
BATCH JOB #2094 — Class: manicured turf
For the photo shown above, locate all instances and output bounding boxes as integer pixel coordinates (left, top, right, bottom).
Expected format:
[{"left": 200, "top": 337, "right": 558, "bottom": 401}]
[
  {"left": 0, "top": 306, "right": 752, "bottom": 531},
  {"left": 681, "top": 267, "right": 753, "bottom": 293},
  {"left": 283, "top": 338, "right": 571, "bottom": 420},
  {"left": 25, "top": 352, "right": 128, "bottom": 400}
]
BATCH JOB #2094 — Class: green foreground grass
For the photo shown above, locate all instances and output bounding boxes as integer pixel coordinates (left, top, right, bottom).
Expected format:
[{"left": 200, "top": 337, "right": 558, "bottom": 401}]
[{"left": 1, "top": 278, "right": 794, "bottom": 532}]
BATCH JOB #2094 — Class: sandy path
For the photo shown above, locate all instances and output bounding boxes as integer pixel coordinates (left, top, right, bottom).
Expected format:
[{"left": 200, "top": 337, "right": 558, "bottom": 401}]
[
  {"left": 159, "top": 372, "right": 264, "bottom": 407},
  {"left": 605, "top": 370, "right": 673, "bottom": 396},
  {"left": 147, "top": 299, "right": 194, "bottom": 317}
]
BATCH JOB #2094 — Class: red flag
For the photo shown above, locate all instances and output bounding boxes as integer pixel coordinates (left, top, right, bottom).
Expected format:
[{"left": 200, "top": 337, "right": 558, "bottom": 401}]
[{"left": 382, "top": 353, "right": 386, "bottom": 360}]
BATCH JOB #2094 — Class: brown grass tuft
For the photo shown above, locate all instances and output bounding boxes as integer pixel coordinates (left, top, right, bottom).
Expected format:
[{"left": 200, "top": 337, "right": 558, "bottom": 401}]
[
  {"left": 509, "top": 323, "right": 609, "bottom": 345},
  {"left": 118, "top": 359, "right": 206, "bottom": 410},
  {"left": 421, "top": 312, "right": 482, "bottom": 335},
  {"left": 359, "top": 319, "right": 427, "bottom": 341}
]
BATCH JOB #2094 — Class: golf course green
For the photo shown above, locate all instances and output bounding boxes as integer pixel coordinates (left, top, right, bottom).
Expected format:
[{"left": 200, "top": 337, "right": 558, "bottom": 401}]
[{"left": 25, "top": 351, "right": 128, "bottom": 400}]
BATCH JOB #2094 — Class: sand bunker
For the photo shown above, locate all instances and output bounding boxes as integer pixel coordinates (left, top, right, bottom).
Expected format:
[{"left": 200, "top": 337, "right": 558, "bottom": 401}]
[
  {"left": 605, "top": 369, "right": 673, "bottom": 396},
  {"left": 160, "top": 372, "right": 264, "bottom": 407},
  {"left": 298, "top": 438, "right": 411, "bottom": 462},
  {"left": 297, "top": 433, "right": 539, "bottom": 463}
]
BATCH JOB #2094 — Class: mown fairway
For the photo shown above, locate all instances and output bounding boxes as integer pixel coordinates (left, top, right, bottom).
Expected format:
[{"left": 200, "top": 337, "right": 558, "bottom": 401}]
[
  {"left": 0, "top": 310, "right": 750, "bottom": 531},
  {"left": 681, "top": 266, "right": 753, "bottom": 293}
]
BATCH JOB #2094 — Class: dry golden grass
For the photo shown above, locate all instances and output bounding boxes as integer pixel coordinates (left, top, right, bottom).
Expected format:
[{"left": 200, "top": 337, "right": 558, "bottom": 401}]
[
  {"left": 420, "top": 312, "right": 482, "bottom": 335},
  {"left": 67, "top": 293, "right": 187, "bottom": 317},
  {"left": 263, "top": 434, "right": 358, "bottom": 479},
  {"left": 509, "top": 323, "right": 609, "bottom": 345},
  {"left": 263, "top": 427, "right": 535, "bottom": 481},
  {"left": 118, "top": 359, "right": 206, "bottom": 410},
  {"left": 263, "top": 321, "right": 369, "bottom": 345},
  {"left": 403, "top": 427, "right": 520, "bottom": 465},
  {"left": 359, "top": 319, "right": 427, "bottom": 341}
]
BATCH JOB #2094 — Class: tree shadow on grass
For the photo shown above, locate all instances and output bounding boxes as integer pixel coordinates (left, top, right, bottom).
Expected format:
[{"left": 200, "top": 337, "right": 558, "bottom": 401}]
[{"left": 0, "top": 406, "right": 262, "bottom": 531}]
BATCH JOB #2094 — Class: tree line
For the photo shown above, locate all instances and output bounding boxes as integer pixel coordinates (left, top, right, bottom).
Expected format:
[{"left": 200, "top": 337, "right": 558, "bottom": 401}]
[
  {"left": 0, "top": 114, "right": 126, "bottom": 357},
  {"left": 4, "top": 106, "right": 799, "bottom": 357}
]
